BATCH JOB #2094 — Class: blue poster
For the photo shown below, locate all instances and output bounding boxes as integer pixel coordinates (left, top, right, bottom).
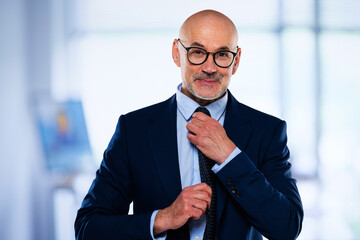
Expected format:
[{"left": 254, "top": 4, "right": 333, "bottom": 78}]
[{"left": 37, "top": 100, "right": 93, "bottom": 172}]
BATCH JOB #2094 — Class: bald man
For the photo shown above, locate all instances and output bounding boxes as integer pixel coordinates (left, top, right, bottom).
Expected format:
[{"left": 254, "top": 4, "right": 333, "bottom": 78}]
[{"left": 75, "top": 10, "right": 303, "bottom": 240}]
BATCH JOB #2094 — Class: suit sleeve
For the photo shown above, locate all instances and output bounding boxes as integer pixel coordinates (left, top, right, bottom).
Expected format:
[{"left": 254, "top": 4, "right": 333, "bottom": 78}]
[
  {"left": 216, "top": 120, "right": 303, "bottom": 240},
  {"left": 74, "top": 115, "right": 153, "bottom": 240}
]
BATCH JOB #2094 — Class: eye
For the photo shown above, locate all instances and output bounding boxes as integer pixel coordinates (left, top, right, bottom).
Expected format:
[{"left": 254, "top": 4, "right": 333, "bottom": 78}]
[
  {"left": 189, "top": 48, "right": 206, "bottom": 57},
  {"left": 217, "top": 52, "right": 231, "bottom": 58}
]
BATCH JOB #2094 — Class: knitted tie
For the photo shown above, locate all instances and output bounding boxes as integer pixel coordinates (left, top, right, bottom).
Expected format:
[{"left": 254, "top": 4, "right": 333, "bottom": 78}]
[{"left": 194, "top": 107, "right": 216, "bottom": 240}]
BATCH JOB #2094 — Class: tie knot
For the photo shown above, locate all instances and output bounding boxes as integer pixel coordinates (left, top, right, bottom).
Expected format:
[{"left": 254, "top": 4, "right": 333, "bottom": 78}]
[{"left": 194, "top": 107, "right": 211, "bottom": 117}]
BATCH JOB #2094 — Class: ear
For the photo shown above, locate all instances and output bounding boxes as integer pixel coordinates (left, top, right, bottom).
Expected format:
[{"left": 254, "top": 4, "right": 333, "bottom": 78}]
[
  {"left": 172, "top": 39, "right": 181, "bottom": 67},
  {"left": 232, "top": 48, "right": 241, "bottom": 75}
]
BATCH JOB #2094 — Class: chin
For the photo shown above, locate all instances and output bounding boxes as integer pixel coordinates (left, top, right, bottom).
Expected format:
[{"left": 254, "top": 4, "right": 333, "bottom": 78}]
[
  {"left": 183, "top": 80, "right": 227, "bottom": 102},
  {"left": 193, "top": 90, "right": 225, "bottom": 101}
]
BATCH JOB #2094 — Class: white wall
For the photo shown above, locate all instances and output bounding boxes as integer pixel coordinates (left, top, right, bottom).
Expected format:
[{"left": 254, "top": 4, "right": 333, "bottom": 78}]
[{"left": 0, "top": 1, "right": 54, "bottom": 239}]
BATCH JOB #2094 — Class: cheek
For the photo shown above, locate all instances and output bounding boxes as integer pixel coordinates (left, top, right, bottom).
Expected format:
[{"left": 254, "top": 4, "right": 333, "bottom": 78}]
[
  {"left": 184, "top": 66, "right": 201, "bottom": 79},
  {"left": 179, "top": 55, "right": 187, "bottom": 66},
  {"left": 219, "top": 69, "right": 233, "bottom": 79}
]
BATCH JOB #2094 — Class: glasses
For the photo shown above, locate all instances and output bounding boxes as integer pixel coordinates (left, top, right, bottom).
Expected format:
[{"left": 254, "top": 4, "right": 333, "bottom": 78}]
[{"left": 177, "top": 38, "right": 237, "bottom": 68}]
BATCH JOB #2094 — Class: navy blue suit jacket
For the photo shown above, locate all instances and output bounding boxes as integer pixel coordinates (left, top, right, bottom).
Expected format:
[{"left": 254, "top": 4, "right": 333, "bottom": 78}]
[{"left": 75, "top": 92, "right": 303, "bottom": 240}]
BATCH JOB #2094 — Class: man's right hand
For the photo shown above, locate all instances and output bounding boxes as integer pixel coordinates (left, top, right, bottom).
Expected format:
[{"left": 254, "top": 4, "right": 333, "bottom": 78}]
[{"left": 153, "top": 183, "right": 212, "bottom": 236}]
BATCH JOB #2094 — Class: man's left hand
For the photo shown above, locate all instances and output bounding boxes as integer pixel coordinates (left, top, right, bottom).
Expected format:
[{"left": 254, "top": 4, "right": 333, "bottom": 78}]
[{"left": 186, "top": 111, "right": 236, "bottom": 165}]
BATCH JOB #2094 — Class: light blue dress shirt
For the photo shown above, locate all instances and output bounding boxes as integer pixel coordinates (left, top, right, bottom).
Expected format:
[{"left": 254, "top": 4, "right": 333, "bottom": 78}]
[{"left": 150, "top": 85, "right": 241, "bottom": 240}]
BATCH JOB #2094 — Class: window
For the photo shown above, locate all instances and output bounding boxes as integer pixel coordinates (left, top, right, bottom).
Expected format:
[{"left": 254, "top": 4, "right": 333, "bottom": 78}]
[{"left": 51, "top": 1, "right": 360, "bottom": 239}]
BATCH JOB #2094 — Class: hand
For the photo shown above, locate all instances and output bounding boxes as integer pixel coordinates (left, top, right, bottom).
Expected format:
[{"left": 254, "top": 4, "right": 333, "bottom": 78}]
[
  {"left": 153, "top": 183, "right": 212, "bottom": 236},
  {"left": 186, "top": 111, "right": 236, "bottom": 164}
]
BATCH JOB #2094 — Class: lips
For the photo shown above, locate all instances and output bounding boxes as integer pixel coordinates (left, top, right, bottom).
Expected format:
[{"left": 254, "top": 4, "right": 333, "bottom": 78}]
[{"left": 196, "top": 79, "right": 218, "bottom": 85}]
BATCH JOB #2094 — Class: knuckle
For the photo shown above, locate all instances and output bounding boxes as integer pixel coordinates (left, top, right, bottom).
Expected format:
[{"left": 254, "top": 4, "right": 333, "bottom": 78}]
[
  {"left": 202, "top": 138, "right": 210, "bottom": 145},
  {"left": 182, "top": 204, "right": 191, "bottom": 213},
  {"left": 199, "top": 128, "right": 206, "bottom": 135},
  {"left": 182, "top": 192, "right": 189, "bottom": 199},
  {"left": 204, "top": 124, "right": 212, "bottom": 131}
]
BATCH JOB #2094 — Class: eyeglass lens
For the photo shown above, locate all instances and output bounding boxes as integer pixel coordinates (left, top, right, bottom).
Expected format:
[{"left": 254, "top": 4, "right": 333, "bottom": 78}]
[{"left": 188, "top": 48, "right": 234, "bottom": 67}]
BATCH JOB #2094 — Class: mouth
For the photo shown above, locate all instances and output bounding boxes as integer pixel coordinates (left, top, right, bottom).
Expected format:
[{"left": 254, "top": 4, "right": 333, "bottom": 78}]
[{"left": 195, "top": 78, "right": 219, "bottom": 86}]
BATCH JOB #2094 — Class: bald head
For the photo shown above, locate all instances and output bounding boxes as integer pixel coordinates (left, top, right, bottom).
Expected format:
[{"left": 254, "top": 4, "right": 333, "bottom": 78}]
[
  {"left": 172, "top": 10, "right": 241, "bottom": 105},
  {"left": 179, "top": 10, "right": 238, "bottom": 48}
]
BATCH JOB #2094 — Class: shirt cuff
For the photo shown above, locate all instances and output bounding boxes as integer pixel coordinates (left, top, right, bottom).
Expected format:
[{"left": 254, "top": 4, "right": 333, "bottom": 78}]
[
  {"left": 150, "top": 210, "right": 167, "bottom": 240},
  {"left": 212, "top": 147, "right": 241, "bottom": 173}
]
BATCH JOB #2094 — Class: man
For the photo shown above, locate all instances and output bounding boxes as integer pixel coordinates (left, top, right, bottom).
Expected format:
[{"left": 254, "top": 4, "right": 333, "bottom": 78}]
[{"left": 75, "top": 10, "right": 303, "bottom": 240}]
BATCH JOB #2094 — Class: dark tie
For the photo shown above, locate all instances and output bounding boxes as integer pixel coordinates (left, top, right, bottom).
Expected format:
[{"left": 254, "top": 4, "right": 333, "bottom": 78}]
[{"left": 194, "top": 107, "right": 216, "bottom": 240}]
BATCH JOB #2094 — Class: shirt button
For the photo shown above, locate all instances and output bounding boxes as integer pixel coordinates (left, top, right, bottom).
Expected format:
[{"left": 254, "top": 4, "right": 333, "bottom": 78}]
[{"left": 195, "top": 237, "right": 200, "bottom": 240}]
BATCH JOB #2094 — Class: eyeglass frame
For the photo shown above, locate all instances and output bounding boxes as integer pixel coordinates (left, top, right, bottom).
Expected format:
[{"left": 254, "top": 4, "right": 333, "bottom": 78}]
[{"left": 177, "top": 38, "right": 238, "bottom": 68}]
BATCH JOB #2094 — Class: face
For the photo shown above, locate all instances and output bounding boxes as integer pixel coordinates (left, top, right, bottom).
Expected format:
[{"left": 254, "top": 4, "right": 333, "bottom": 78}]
[{"left": 172, "top": 17, "right": 241, "bottom": 105}]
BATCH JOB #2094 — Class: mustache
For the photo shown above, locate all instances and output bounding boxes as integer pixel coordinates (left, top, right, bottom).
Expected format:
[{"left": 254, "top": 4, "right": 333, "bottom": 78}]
[{"left": 193, "top": 72, "right": 223, "bottom": 81}]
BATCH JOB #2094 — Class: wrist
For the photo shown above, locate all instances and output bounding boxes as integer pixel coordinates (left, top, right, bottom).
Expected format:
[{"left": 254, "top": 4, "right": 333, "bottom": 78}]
[
  {"left": 153, "top": 208, "right": 170, "bottom": 236},
  {"left": 219, "top": 141, "right": 236, "bottom": 164}
]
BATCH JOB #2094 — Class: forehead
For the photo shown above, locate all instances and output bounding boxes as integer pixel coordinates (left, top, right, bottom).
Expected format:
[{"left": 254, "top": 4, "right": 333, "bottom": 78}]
[{"left": 181, "top": 19, "right": 237, "bottom": 50}]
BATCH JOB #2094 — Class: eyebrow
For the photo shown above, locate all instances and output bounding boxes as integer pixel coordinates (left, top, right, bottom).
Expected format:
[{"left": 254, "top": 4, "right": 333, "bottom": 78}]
[{"left": 190, "top": 41, "right": 232, "bottom": 51}]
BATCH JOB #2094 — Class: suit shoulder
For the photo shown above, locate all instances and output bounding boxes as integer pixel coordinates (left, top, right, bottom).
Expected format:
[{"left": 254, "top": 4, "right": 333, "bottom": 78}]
[
  {"left": 237, "top": 101, "right": 285, "bottom": 128},
  {"left": 234, "top": 101, "right": 288, "bottom": 147}
]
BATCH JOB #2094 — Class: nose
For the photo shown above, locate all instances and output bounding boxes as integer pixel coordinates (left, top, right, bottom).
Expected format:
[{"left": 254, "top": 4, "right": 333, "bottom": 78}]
[{"left": 201, "top": 54, "right": 217, "bottom": 74}]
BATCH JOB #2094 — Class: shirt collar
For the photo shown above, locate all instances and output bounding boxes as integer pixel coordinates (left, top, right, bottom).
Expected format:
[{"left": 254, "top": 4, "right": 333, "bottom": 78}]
[{"left": 176, "top": 84, "right": 228, "bottom": 121}]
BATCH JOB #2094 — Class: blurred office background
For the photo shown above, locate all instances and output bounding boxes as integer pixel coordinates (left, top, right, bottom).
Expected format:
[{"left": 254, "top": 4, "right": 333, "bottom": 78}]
[{"left": 0, "top": 0, "right": 359, "bottom": 239}]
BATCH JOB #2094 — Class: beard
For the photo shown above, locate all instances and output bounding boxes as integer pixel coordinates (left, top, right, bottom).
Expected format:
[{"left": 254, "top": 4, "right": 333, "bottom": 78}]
[{"left": 184, "top": 72, "right": 228, "bottom": 101}]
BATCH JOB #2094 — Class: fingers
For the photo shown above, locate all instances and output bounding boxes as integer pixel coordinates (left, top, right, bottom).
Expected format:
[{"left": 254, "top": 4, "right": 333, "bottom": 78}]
[
  {"left": 186, "top": 121, "right": 206, "bottom": 148},
  {"left": 187, "top": 131, "right": 211, "bottom": 146},
  {"left": 187, "top": 110, "right": 234, "bottom": 164},
  {"left": 190, "top": 183, "right": 212, "bottom": 209},
  {"left": 182, "top": 184, "right": 212, "bottom": 219},
  {"left": 186, "top": 119, "right": 213, "bottom": 139},
  {"left": 190, "top": 199, "right": 208, "bottom": 220},
  {"left": 183, "top": 187, "right": 211, "bottom": 200},
  {"left": 190, "top": 114, "right": 215, "bottom": 128},
  {"left": 184, "top": 184, "right": 212, "bottom": 205},
  {"left": 191, "top": 183, "right": 212, "bottom": 196},
  {"left": 187, "top": 113, "right": 219, "bottom": 135},
  {"left": 186, "top": 121, "right": 200, "bottom": 134},
  {"left": 192, "top": 112, "right": 211, "bottom": 121},
  {"left": 158, "top": 183, "right": 212, "bottom": 231}
]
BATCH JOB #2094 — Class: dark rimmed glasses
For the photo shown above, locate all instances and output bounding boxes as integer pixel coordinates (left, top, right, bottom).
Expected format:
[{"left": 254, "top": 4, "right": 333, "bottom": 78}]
[{"left": 178, "top": 38, "right": 238, "bottom": 68}]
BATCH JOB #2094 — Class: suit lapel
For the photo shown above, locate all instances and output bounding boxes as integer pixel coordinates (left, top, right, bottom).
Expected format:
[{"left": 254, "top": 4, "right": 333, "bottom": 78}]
[
  {"left": 147, "top": 95, "right": 183, "bottom": 204},
  {"left": 216, "top": 92, "right": 254, "bottom": 229},
  {"left": 224, "top": 92, "right": 254, "bottom": 151}
]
